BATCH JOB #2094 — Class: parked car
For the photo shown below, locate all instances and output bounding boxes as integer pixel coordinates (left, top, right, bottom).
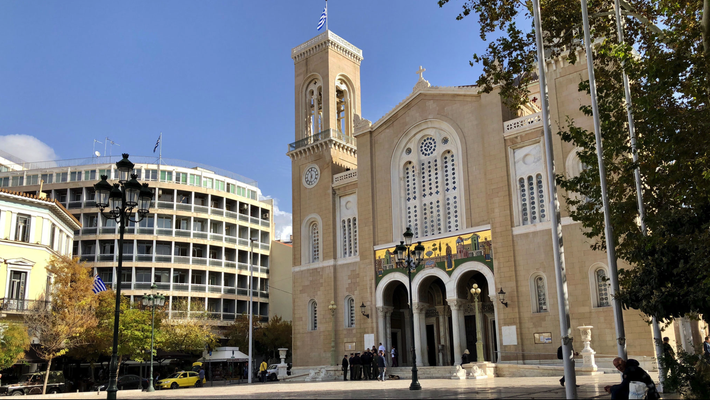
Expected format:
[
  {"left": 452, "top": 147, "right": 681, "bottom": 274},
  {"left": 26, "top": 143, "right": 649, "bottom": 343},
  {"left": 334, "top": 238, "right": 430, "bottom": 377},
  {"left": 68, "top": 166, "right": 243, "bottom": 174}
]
[
  {"left": 0, "top": 371, "right": 69, "bottom": 396},
  {"left": 91, "top": 374, "right": 149, "bottom": 392},
  {"left": 155, "top": 371, "right": 204, "bottom": 389},
  {"left": 266, "top": 364, "right": 280, "bottom": 381}
]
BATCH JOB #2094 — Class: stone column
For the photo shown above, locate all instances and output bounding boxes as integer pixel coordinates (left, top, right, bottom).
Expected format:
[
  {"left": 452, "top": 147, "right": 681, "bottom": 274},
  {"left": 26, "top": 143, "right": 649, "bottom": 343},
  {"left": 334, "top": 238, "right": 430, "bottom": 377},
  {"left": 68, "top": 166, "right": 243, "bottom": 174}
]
[
  {"left": 577, "top": 326, "right": 597, "bottom": 371},
  {"left": 377, "top": 306, "right": 388, "bottom": 351},
  {"left": 447, "top": 299, "right": 465, "bottom": 365},
  {"left": 412, "top": 302, "right": 426, "bottom": 367},
  {"left": 384, "top": 307, "right": 393, "bottom": 359},
  {"left": 403, "top": 310, "right": 412, "bottom": 366}
]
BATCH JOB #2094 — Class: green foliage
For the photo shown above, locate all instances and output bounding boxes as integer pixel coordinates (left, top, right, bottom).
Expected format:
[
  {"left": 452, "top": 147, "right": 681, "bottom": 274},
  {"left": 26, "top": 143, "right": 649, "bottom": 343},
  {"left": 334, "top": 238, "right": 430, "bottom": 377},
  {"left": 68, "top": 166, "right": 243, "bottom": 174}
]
[
  {"left": 661, "top": 349, "right": 710, "bottom": 399},
  {"left": 438, "top": 0, "right": 710, "bottom": 323},
  {"left": 0, "top": 323, "right": 30, "bottom": 370},
  {"left": 226, "top": 315, "right": 262, "bottom": 354},
  {"left": 257, "top": 316, "right": 292, "bottom": 362},
  {"left": 158, "top": 299, "right": 217, "bottom": 355}
]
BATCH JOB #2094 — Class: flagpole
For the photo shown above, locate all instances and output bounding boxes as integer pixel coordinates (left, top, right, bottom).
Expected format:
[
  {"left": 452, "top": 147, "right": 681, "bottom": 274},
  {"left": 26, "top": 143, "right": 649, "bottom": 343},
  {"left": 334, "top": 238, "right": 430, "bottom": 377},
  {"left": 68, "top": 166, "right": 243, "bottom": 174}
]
[
  {"left": 159, "top": 132, "right": 163, "bottom": 165},
  {"left": 325, "top": 0, "right": 328, "bottom": 31}
]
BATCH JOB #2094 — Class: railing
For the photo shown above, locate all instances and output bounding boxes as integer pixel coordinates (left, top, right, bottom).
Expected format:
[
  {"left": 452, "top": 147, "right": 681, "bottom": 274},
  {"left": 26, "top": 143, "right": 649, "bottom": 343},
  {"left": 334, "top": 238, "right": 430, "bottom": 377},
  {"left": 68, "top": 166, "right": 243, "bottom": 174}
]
[
  {"left": 0, "top": 298, "right": 50, "bottom": 312},
  {"left": 155, "top": 282, "right": 170, "bottom": 291},
  {"left": 68, "top": 201, "right": 83, "bottom": 209},
  {"left": 238, "top": 214, "right": 249, "bottom": 223},
  {"left": 194, "top": 205, "right": 209, "bottom": 214},
  {"left": 190, "top": 284, "right": 206, "bottom": 292},
  {"left": 156, "top": 228, "right": 172, "bottom": 236},
  {"left": 209, "top": 233, "right": 223, "bottom": 242},
  {"left": 238, "top": 238, "right": 249, "bottom": 247},
  {"left": 225, "top": 211, "right": 238, "bottom": 219},
  {"left": 193, "top": 232, "right": 208, "bottom": 239},
  {"left": 80, "top": 254, "right": 96, "bottom": 262},
  {"left": 175, "top": 203, "right": 192, "bottom": 212},
  {"left": 172, "top": 284, "right": 189, "bottom": 292},
  {"left": 224, "top": 261, "right": 236, "bottom": 269},
  {"left": 82, "top": 227, "right": 98, "bottom": 235},
  {"left": 101, "top": 227, "right": 116, "bottom": 234},
  {"left": 174, "top": 256, "right": 190, "bottom": 265},
  {"left": 260, "top": 220, "right": 270, "bottom": 228},
  {"left": 135, "top": 255, "right": 153, "bottom": 262},
  {"left": 208, "top": 259, "right": 223, "bottom": 267},
  {"left": 136, "top": 228, "right": 154, "bottom": 235},
  {"left": 224, "top": 288, "right": 236, "bottom": 294},
  {"left": 134, "top": 282, "right": 153, "bottom": 290},
  {"left": 207, "top": 285, "right": 222, "bottom": 293},
  {"left": 192, "top": 257, "right": 207, "bottom": 265},
  {"left": 157, "top": 201, "right": 174, "bottom": 210},
  {"left": 288, "top": 128, "right": 356, "bottom": 152},
  {"left": 333, "top": 169, "right": 358, "bottom": 185},
  {"left": 225, "top": 236, "right": 237, "bottom": 244},
  {"left": 210, "top": 208, "right": 224, "bottom": 216},
  {"left": 98, "top": 254, "right": 114, "bottom": 262},
  {"left": 260, "top": 243, "right": 270, "bottom": 251},
  {"left": 175, "top": 230, "right": 191, "bottom": 238},
  {"left": 503, "top": 112, "right": 542, "bottom": 134},
  {"left": 155, "top": 255, "right": 171, "bottom": 263}
]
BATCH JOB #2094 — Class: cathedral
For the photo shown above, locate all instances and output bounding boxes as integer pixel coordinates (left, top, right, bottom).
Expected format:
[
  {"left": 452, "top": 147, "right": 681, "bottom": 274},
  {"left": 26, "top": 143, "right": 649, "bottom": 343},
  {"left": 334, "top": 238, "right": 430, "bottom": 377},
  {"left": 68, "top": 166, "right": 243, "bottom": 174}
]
[{"left": 286, "top": 30, "right": 702, "bottom": 368}]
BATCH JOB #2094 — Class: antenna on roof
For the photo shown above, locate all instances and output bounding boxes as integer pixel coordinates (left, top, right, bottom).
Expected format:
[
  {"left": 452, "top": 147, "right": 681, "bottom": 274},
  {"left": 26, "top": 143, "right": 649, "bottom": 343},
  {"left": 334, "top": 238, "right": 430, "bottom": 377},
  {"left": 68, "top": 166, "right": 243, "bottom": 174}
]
[
  {"left": 93, "top": 139, "right": 103, "bottom": 158},
  {"left": 105, "top": 137, "right": 120, "bottom": 158}
]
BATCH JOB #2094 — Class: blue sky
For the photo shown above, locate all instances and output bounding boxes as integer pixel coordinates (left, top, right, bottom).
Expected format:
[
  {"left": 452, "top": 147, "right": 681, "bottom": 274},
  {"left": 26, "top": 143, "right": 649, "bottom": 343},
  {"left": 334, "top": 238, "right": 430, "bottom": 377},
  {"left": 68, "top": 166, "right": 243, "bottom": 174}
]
[{"left": 0, "top": 0, "right": 489, "bottom": 239}]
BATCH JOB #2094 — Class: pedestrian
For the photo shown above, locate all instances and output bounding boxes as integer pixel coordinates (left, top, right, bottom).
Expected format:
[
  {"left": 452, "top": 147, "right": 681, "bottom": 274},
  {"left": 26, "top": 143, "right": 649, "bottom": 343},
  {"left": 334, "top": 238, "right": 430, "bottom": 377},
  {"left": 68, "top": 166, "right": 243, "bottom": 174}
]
[
  {"left": 391, "top": 347, "right": 398, "bottom": 367},
  {"left": 371, "top": 350, "right": 379, "bottom": 381},
  {"left": 259, "top": 360, "right": 268, "bottom": 383},
  {"left": 704, "top": 336, "right": 710, "bottom": 363},
  {"left": 353, "top": 352, "right": 362, "bottom": 380},
  {"left": 377, "top": 351, "right": 387, "bottom": 381},
  {"left": 349, "top": 353, "right": 355, "bottom": 381},
  {"left": 462, "top": 349, "right": 470, "bottom": 365},
  {"left": 197, "top": 367, "right": 205, "bottom": 387},
  {"left": 342, "top": 354, "right": 349, "bottom": 381},
  {"left": 604, "top": 357, "right": 659, "bottom": 399},
  {"left": 557, "top": 345, "right": 579, "bottom": 387},
  {"left": 362, "top": 350, "right": 372, "bottom": 380},
  {"left": 378, "top": 342, "right": 386, "bottom": 354}
]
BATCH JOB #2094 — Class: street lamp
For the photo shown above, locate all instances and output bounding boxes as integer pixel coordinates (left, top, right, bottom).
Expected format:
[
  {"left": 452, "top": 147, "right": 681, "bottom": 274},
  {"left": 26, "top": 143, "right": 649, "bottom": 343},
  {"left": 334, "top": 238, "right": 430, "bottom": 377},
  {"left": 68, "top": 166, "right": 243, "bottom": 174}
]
[
  {"left": 94, "top": 154, "right": 153, "bottom": 400},
  {"left": 141, "top": 284, "right": 165, "bottom": 392},
  {"left": 329, "top": 301, "right": 337, "bottom": 366},
  {"left": 394, "top": 227, "right": 424, "bottom": 391},
  {"left": 470, "top": 284, "right": 484, "bottom": 362}
]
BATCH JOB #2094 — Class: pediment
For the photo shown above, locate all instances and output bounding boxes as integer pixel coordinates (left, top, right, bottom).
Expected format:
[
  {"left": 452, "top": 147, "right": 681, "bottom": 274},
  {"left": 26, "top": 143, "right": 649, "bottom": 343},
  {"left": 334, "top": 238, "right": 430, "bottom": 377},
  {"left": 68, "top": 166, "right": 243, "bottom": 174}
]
[{"left": 4, "top": 257, "right": 37, "bottom": 267}]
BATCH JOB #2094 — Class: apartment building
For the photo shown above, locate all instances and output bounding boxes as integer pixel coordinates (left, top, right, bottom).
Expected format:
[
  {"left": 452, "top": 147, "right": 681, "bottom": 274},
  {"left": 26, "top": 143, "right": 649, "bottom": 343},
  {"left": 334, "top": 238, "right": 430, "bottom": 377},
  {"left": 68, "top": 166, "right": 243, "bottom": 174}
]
[
  {"left": 0, "top": 188, "right": 81, "bottom": 320},
  {"left": 0, "top": 155, "right": 273, "bottom": 325}
]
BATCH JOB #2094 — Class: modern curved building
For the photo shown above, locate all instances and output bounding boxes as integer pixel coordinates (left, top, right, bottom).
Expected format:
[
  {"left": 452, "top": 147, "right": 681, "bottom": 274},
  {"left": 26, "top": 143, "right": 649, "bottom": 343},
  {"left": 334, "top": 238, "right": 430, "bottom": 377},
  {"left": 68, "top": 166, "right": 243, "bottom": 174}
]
[{"left": 0, "top": 155, "right": 273, "bottom": 325}]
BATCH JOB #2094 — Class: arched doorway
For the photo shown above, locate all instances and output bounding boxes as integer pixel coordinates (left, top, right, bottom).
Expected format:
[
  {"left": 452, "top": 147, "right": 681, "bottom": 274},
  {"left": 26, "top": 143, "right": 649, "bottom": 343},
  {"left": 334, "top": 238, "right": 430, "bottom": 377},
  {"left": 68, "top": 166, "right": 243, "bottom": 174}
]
[
  {"left": 376, "top": 273, "right": 412, "bottom": 366},
  {"left": 416, "top": 274, "right": 451, "bottom": 366}
]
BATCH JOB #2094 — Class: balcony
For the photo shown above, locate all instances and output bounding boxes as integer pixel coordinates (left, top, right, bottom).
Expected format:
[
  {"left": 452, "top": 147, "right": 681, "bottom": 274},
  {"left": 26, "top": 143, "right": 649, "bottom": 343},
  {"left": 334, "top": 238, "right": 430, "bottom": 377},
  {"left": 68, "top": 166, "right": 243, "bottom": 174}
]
[
  {"left": 287, "top": 128, "right": 356, "bottom": 152},
  {"left": 0, "top": 298, "right": 50, "bottom": 313},
  {"left": 503, "top": 112, "right": 542, "bottom": 136}
]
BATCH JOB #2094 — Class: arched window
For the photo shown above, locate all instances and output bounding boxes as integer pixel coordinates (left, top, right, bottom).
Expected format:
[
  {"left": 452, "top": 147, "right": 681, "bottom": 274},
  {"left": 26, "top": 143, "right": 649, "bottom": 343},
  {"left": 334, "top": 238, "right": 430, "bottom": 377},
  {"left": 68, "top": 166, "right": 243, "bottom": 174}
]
[
  {"left": 335, "top": 78, "right": 353, "bottom": 136},
  {"left": 304, "top": 79, "right": 323, "bottom": 138},
  {"left": 594, "top": 267, "right": 611, "bottom": 308},
  {"left": 396, "top": 128, "right": 464, "bottom": 240},
  {"left": 310, "top": 221, "right": 320, "bottom": 263},
  {"left": 345, "top": 296, "right": 355, "bottom": 328},
  {"left": 308, "top": 300, "right": 318, "bottom": 331},
  {"left": 530, "top": 273, "right": 548, "bottom": 313},
  {"left": 513, "top": 142, "right": 549, "bottom": 226}
]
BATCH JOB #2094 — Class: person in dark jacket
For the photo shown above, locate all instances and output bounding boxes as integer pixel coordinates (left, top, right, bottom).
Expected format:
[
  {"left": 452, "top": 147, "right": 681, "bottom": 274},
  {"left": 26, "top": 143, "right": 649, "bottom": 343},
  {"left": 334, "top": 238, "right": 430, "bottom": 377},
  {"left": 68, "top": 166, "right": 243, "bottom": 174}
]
[
  {"left": 342, "top": 355, "right": 349, "bottom": 381},
  {"left": 377, "top": 351, "right": 387, "bottom": 381},
  {"left": 604, "top": 358, "right": 658, "bottom": 400},
  {"left": 461, "top": 349, "right": 470, "bottom": 365},
  {"left": 349, "top": 353, "right": 355, "bottom": 381},
  {"left": 371, "top": 350, "right": 380, "bottom": 380},
  {"left": 362, "top": 350, "right": 372, "bottom": 380},
  {"left": 352, "top": 352, "right": 362, "bottom": 380}
]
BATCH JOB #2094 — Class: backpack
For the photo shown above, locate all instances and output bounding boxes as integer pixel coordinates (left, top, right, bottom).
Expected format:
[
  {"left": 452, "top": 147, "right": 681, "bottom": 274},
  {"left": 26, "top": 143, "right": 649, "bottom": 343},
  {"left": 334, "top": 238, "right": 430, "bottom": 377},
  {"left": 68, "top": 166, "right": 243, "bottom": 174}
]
[{"left": 557, "top": 346, "right": 563, "bottom": 360}]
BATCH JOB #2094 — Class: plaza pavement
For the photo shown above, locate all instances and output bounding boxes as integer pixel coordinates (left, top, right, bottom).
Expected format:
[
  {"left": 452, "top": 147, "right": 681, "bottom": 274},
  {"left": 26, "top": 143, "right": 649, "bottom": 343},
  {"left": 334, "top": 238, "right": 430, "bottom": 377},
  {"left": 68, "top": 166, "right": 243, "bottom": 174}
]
[{"left": 19, "top": 373, "right": 677, "bottom": 399}]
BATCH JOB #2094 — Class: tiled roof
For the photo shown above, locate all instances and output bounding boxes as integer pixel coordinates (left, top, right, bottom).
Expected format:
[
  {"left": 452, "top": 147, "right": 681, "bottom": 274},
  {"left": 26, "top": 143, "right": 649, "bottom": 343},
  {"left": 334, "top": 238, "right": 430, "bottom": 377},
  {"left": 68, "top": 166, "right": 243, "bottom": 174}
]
[{"left": 0, "top": 188, "right": 81, "bottom": 227}]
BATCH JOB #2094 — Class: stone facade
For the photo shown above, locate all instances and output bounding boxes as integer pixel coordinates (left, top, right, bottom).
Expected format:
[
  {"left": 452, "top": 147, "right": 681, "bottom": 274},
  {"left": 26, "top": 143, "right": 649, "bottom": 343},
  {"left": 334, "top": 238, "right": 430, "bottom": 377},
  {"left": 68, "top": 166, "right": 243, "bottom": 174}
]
[{"left": 287, "top": 31, "right": 693, "bottom": 368}]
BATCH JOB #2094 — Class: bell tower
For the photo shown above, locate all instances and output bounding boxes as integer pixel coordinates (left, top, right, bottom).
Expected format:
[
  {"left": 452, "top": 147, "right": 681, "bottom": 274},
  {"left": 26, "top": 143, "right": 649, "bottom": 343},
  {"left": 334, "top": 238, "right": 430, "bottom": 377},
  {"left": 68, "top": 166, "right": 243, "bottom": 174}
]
[{"left": 287, "top": 31, "right": 363, "bottom": 366}]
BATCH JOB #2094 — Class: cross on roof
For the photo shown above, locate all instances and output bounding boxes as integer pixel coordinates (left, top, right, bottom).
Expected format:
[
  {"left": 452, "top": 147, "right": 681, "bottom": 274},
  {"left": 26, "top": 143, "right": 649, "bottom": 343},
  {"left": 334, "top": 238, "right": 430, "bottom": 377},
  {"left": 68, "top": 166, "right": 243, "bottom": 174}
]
[{"left": 416, "top": 66, "right": 426, "bottom": 80}]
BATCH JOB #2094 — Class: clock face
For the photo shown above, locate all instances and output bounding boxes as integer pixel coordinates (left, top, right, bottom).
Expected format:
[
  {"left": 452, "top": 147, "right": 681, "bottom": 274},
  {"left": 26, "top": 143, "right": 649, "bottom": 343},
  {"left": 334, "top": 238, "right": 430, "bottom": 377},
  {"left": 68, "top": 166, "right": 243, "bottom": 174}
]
[{"left": 304, "top": 165, "right": 320, "bottom": 188}]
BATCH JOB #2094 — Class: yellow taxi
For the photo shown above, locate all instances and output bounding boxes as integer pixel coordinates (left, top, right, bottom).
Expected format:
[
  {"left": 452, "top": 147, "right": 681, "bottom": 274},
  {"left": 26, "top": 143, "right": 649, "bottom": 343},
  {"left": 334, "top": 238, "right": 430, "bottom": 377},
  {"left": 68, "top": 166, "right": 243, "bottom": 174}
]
[{"left": 156, "top": 371, "right": 204, "bottom": 389}]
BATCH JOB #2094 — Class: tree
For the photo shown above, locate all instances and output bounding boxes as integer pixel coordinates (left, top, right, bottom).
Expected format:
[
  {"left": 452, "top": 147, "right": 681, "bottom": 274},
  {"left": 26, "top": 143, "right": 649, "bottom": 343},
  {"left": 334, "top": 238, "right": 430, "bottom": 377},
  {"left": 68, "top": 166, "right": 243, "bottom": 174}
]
[
  {"left": 0, "top": 322, "right": 30, "bottom": 371},
  {"left": 226, "top": 315, "right": 262, "bottom": 355},
  {"left": 159, "top": 299, "right": 217, "bottom": 356},
  {"left": 88, "top": 290, "right": 159, "bottom": 381},
  {"left": 437, "top": 1, "right": 710, "bottom": 323},
  {"left": 24, "top": 256, "right": 97, "bottom": 394},
  {"left": 256, "top": 316, "right": 292, "bottom": 363}
]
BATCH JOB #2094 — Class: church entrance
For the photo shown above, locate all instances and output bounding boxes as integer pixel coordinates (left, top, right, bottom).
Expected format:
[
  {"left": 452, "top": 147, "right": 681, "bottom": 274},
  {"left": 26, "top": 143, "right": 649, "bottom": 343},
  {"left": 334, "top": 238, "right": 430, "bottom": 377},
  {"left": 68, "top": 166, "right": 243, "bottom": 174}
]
[{"left": 458, "top": 272, "right": 495, "bottom": 362}]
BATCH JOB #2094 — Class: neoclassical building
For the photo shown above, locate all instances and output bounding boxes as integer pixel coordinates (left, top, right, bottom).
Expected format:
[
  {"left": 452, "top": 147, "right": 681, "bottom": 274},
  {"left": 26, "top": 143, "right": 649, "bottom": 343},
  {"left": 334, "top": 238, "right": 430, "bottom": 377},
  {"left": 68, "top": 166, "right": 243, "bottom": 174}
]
[{"left": 288, "top": 31, "right": 703, "bottom": 367}]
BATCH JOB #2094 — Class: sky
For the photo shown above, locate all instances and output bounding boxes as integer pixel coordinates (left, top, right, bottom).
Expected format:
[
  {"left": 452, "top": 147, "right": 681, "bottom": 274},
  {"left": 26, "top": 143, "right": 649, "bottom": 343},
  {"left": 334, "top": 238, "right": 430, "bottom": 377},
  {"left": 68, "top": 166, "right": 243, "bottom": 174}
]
[{"left": 0, "top": 0, "right": 489, "bottom": 241}]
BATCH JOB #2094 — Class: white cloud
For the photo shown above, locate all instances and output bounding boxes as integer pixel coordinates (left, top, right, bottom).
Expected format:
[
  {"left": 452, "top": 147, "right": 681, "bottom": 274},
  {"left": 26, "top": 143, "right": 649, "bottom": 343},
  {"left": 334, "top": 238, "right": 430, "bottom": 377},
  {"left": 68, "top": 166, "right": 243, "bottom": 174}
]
[
  {"left": 260, "top": 196, "right": 292, "bottom": 242},
  {"left": 0, "top": 135, "right": 59, "bottom": 162}
]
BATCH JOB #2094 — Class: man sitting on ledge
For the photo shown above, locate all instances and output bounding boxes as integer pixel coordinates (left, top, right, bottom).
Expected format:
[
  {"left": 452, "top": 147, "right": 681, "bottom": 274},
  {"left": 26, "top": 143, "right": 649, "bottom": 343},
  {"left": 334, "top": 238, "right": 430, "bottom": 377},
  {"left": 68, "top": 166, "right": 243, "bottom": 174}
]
[{"left": 604, "top": 357, "right": 659, "bottom": 400}]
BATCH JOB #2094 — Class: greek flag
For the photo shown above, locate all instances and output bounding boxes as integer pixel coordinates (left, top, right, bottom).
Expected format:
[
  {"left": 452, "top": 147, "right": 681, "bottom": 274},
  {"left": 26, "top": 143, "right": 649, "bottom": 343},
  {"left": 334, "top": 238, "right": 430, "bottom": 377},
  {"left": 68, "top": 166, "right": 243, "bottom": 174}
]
[
  {"left": 93, "top": 275, "right": 108, "bottom": 294},
  {"left": 153, "top": 134, "right": 161, "bottom": 153},
  {"left": 316, "top": 6, "right": 327, "bottom": 31}
]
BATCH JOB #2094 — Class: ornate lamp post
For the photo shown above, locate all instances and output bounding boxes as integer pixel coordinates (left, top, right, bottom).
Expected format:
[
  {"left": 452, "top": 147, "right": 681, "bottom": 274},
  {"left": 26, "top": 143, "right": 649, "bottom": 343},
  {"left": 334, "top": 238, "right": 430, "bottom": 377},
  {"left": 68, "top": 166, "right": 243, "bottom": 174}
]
[
  {"left": 329, "top": 301, "right": 337, "bottom": 366},
  {"left": 470, "top": 284, "right": 484, "bottom": 362},
  {"left": 395, "top": 227, "right": 424, "bottom": 391},
  {"left": 94, "top": 154, "right": 153, "bottom": 400},
  {"left": 142, "top": 284, "right": 165, "bottom": 392}
]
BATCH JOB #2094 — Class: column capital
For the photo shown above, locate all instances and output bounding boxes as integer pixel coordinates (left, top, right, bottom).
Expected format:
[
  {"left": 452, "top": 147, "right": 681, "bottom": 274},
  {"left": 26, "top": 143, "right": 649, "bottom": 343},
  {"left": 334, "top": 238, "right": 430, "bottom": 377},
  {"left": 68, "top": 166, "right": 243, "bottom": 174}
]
[
  {"left": 377, "top": 306, "right": 394, "bottom": 316},
  {"left": 412, "top": 302, "right": 428, "bottom": 314},
  {"left": 446, "top": 298, "right": 466, "bottom": 310}
]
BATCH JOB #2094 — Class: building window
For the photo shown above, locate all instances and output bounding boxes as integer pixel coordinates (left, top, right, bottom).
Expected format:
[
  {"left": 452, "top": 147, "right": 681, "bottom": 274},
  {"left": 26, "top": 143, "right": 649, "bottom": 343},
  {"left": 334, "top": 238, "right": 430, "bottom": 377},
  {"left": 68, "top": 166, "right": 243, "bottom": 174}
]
[
  {"left": 15, "top": 214, "right": 30, "bottom": 243},
  {"left": 513, "top": 142, "right": 549, "bottom": 226},
  {"left": 335, "top": 78, "right": 353, "bottom": 136},
  {"left": 9, "top": 271, "right": 27, "bottom": 300},
  {"left": 594, "top": 267, "right": 611, "bottom": 308},
  {"left": 308, "top": 300, "right": 318, "bottom": 331},
  {"left": 310, "top": 221, "right": 320, "bottom": 263},
  {"left": 531, "top": 274, "right": 548, "bottom": 313},
  {"left": 345, "top": 296, "right": 355, "bottom": 328},
  {"left": 340, "top": 217, "right": 358, "bottom": 258},
  {"left": 49, "top": 224, "right": 56, "bottom": 250},
  {"left": 398, "top": 131, "right": 464, "bottom": 239},
  {"left": 304, "top": 78, "right": 323, "bottom": 138}
]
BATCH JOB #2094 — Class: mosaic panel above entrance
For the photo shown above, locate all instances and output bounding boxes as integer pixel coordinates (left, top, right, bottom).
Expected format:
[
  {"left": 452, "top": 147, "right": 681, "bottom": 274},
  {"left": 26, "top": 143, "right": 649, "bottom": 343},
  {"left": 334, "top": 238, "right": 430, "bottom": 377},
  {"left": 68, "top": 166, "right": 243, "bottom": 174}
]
[{"left": 374, "top": 229, "right": 493, "bottom": 285}]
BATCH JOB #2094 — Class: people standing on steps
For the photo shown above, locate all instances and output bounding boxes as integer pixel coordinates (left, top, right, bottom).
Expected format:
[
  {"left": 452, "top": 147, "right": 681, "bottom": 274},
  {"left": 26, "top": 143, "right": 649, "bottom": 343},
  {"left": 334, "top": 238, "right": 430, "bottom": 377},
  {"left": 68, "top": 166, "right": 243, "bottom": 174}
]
[
  {"left": 391, "top": 347, "right": 398, "bottom": 367},
  {"left": 349, "top": 353, "right": 355, "bottom": 381},
  {"left": 342, "top": 354, "right": 349, "bottom": 381},
  {"left": 371, "top": 350, "right": 380, "bottom": 380},
  {"left": 353, "top": 352, "right": 362, "bottom": 380},
  {"left": 362, "top": 350, "right": 372, "bottom": 380}
]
